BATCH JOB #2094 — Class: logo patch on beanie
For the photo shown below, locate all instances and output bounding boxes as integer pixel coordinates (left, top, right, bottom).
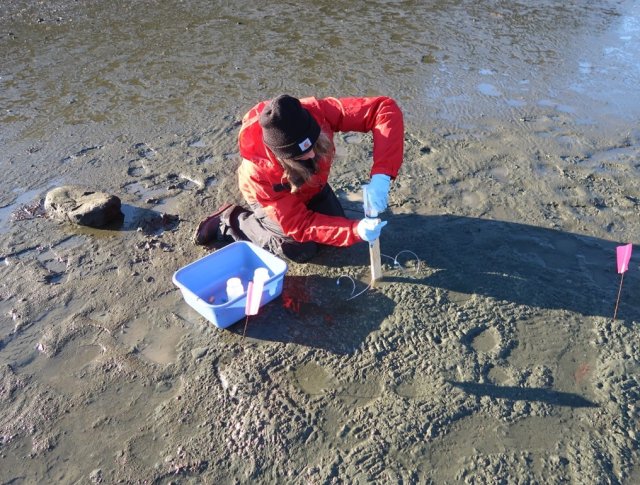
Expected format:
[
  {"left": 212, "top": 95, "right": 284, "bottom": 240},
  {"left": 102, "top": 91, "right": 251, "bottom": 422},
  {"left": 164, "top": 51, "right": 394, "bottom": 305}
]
[{"left": 298, "top": 138, "right": 312, "bottom": 151}]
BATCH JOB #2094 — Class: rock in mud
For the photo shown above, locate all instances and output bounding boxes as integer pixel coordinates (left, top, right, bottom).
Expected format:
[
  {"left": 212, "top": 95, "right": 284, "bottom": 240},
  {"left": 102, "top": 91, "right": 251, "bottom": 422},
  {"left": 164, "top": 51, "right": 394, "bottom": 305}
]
[{"left": 45, "top": 186, "right": 123, "bottom": 227}]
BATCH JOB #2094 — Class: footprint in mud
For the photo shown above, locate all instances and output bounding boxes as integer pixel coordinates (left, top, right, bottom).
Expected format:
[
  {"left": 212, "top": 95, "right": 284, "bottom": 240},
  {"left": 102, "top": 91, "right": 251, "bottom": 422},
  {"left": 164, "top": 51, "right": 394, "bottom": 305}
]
[
  {"left": 35, "top": 243, "right": 76, "bottom": 285},
  {"left": 123, "top": 180, "right": 168, "bottom": 201},
  {"left": 125, "top": 433, "right": 167, "bottom": 470},
  {"left": 133, "top": 142, "right": 155, "bottom": 158},
  {"left": 291, "top": 362, "right": 381, "bottom": 407},
  {"left": 127, "top": 160, "right": 146, "bottom": 177},
  {"left": 118, "top": 319, "right": 186, "bottom": 366},
  {"left": 26, "top": 343, "right": 103, "bottom": 395},
  {"left": 292, "top": 362, "right": 334, "bottom": 396},
  {"left": 316, "top": 374, "right": 384, "bottom": 444},
  {"left": 176, "top": 174, "right": 205, "bottom": 191},
  {"left": 461, "top": 189, "right": 488, "bottom": 209},
  {"left": 188, "top": 138, "right": 207, "bottom": 148},
  {"left": 195, "top": 154, "right": 214, "bottom": 165},
  {"left": 447, "top": 290, "right": 473, "bottom": 304},
  {"left": 469, "top": 327, "right": 501, "bottom": 353},
  {"left": 487, "top": 365, "right": 511, "bottom": 385},
  {"left": 17, "top": 237, "right": 83, "bottom": 286},
  {"left": 334, "top": 378, "right": 381, "bottom": 407},
  {"left": 393, "top": 377, "right": 431, "bottom": 400},
  {"left": 459, "top": 326, "right": 501, "bottom": 354}
]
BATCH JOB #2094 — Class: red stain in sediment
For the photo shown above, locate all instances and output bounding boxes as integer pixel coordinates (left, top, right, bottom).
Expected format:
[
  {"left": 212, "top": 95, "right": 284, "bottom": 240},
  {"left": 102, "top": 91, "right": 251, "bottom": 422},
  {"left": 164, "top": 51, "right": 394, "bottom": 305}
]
[
  {"left": 281, "top": 278, "right": 314, "bottom": 315},
  {"left": 574, "top": 362, "right": 591, "bottom": 384}
]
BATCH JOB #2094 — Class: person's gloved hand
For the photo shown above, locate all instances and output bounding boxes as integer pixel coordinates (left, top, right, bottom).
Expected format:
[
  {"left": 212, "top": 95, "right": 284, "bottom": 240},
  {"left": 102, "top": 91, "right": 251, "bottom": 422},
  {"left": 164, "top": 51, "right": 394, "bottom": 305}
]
[
  {"left": 357, "top": 218, "right": 388, "bottom": 242},
  {"left": 366, "top": 174, "right": 391, "bottom": 215}
]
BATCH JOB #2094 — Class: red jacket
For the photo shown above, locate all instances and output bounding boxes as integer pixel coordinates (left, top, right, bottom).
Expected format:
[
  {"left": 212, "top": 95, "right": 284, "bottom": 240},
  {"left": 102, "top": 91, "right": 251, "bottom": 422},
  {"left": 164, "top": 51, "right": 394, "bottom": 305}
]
[{"left": 237, "top": 96, "right": 404, "bottom": 246}]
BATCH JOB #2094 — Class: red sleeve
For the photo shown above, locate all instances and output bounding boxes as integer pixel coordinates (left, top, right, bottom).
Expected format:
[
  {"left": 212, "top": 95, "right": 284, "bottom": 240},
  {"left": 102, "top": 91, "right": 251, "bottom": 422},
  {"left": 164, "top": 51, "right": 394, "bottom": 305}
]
[
  {"left": 317, "top": 96, "right": 404, "bottom": 178},
  {"left": 264, "top": 193, "right": 362, "bottom": 247},
  {"left": 239, "top": 160, "right": 362, "bottom": 247}
]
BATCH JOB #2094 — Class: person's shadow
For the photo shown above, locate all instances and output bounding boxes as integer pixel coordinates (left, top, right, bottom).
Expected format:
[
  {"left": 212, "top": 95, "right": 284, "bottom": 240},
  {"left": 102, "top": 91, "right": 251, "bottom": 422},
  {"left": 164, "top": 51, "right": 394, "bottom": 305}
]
[
  {"left": 227, "top": 214, "right": 636, "bottom": 355},
  {"left": 314, "top": 214, "right": 639, "bottom": 322}
]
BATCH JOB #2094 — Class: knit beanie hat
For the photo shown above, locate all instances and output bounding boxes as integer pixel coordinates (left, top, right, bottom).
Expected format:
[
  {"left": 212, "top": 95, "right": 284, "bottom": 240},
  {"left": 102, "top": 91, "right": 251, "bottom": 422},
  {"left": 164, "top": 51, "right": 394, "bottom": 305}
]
[{"left": 259, "top": 94, "right": 321, "bottom": 159}]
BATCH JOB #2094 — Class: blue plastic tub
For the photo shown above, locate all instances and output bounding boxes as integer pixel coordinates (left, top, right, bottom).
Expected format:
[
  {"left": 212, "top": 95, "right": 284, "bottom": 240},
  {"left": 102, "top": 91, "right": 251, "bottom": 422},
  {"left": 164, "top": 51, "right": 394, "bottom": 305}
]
[{"left": 172, "top": 241, "right": 288, "bottom": 328}]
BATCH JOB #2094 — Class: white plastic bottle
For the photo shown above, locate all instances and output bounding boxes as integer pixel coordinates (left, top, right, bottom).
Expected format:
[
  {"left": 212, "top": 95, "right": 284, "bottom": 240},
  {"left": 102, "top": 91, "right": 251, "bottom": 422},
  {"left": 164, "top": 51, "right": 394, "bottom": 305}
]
[
  {"left": 226, "top": 277, "right": 244, "bottom": 301},
  {"left": 253, "top": 267, "right": 269, "bottom": 283}
]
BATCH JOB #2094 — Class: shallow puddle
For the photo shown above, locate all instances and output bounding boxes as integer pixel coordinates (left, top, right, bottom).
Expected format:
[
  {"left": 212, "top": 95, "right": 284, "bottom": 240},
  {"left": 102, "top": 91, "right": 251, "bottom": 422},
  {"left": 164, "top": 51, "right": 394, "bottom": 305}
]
[
  {"left": 0, "top": 181, "right": 61, "bottom": 233},
  {"left": 123, "top": 180, "right": 170, "bottom": 202}
]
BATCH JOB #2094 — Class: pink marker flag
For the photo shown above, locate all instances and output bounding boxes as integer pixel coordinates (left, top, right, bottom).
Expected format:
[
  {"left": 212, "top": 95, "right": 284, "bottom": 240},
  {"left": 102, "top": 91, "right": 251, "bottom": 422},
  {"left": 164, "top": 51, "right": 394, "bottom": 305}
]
[
  {"left": 616, "top": 243, "right": 633, "bottom": 274},
  {"left": 244, "top": 280, "right": 264, "bottom": 316}
]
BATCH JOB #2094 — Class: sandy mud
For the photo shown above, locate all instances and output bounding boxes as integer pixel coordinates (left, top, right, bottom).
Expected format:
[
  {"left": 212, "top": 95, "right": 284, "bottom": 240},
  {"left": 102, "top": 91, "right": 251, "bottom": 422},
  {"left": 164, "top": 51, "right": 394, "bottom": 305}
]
[{"left": 1, "top": 0, "right": 639, "bottom": 483}]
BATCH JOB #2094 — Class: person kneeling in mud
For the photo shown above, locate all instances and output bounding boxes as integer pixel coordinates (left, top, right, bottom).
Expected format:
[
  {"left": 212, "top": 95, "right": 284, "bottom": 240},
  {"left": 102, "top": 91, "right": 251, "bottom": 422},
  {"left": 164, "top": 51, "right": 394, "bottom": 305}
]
[{"left": 194, "top": 94, "right": 404, "bottom": 262}]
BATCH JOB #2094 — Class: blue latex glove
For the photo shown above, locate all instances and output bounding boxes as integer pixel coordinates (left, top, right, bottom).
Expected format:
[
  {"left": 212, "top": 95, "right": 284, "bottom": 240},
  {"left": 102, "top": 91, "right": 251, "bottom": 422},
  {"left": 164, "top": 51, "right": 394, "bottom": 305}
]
[
  {"left": 357, "top": 218, "right": 388, "bottom": 242},
  {"left": 367, "top": 174, "right": 391, "bottom": 214}
]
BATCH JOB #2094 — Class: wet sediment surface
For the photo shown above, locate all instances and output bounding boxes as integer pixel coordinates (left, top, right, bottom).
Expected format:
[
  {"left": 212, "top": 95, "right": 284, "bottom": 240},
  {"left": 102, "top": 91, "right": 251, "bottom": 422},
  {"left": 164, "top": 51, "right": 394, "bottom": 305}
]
[{"left": 1, "top": 0, "right": 640, "bottom": 483}]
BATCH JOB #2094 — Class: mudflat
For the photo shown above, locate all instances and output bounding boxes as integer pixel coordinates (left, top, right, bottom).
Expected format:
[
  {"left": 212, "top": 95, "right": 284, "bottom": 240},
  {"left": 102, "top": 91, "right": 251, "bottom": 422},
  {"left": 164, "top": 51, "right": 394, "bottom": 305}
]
[{"left": 1, "top": 1, "right": 639, "bottom": 483}]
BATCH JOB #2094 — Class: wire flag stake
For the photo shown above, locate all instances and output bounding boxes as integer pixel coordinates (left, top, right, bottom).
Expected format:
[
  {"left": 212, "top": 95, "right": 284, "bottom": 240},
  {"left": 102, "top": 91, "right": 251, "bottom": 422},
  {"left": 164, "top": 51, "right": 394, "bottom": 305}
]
[{"left": 612, "top": 243, "right": 633, "bottom": 321}]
